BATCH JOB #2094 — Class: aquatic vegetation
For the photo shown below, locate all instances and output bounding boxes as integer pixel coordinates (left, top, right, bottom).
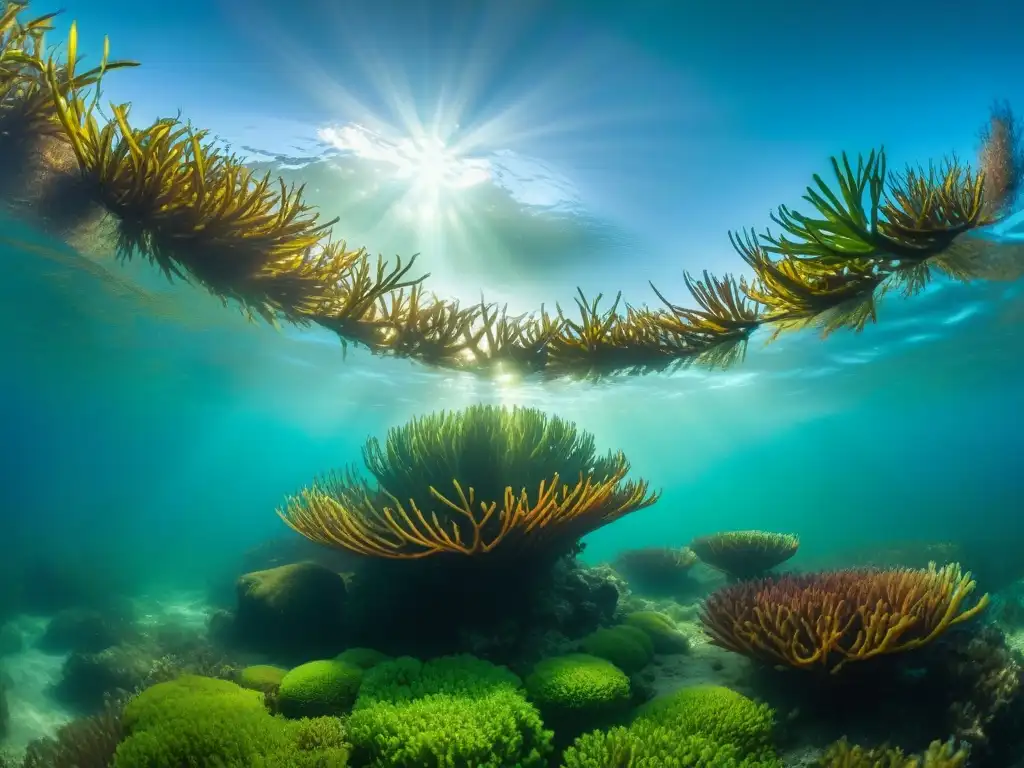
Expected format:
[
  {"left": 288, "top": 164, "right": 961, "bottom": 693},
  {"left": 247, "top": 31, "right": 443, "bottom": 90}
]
[
  {"left": 0, "top": 7, "right": 136, "bottom": 144},
  {"left": 15, "top": 694, "right": 126, "bottom": 768},
  {"left": 700, "top": 563, "right": 990, "bottom": 673},
  {"left": 562, "top": 721, "right": 782, "bottom": 768},
  {"left": 690, "top": 531, "right": 799, "bottom": 580},
  {"left": 333, "top": 647, "right": 389, "bottom": 670},
  {"left": 279, "top": 404, "right": 658, "bottom": 560},
  {"left": 636, "top": 685, "right": 777, "bottom": 756},
  {"left": 613, "top": 546, "right": 699, "bottom": 595},
  {"left": 276, "top": 659, "right": 364, "bottom": 718},
  {"left": 237, "top": 664, "right": 288, "bottom": 694},
  {"left": 819, "top": 737, "right": 969, "bottom": 767},
  {"left": 579, "top": 626, "right": 655, "bottom": 674},
  {"left": 346, "top": 655, "right": 552, "bottom": 767},
  {"left": 524, "top": 653, "right": 632, "bottom": 720},
  {"left": 0, "top": 1, "right": 1019, "bottom": 379},
  {"left": 562, "top": 685, "right": 780, "bottom": 767},
  {"left": 623, "top": 611, "right": 690, "bottom": 653},
  {"left": 111, "top": 675, "right": 349, "bottom": 767}
]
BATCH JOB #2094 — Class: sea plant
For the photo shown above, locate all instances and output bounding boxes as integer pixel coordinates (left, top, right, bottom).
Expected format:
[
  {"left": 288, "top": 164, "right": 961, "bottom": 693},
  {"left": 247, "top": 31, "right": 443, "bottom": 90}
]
[
  {"left": 279, "top": 404, "right": 659, "bottom": 560},
  {"left": 819, "top": 737, "right": 969, "bottom": 767},
  {"left": 0, "top": 0, "right": 1021, "bottom": 379},
  {"left": 690, "top": 530, "right": 800, "bottom": 580},
  {"left": 613, "top": 545, "right": 699, "bottom": 594},
  {"left": 562, "top": 685, "right": 782, "bottom": 767},
  {"left": 346, "top": 655, "right": 552, "bottom": 767},
  {"left": 700, "top": 562, "right": 990, "bottom": 673}
]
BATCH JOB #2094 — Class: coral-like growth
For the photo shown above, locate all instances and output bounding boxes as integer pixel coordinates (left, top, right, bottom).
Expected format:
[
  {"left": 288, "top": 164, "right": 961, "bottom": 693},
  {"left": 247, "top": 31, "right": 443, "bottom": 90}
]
[
  {"left": 613, "top": 546, "right": 698, "bottom": 595},
  {"left": 700, "top": 563, "right": 989, "bottom": 673},
  {"left": 347, "top": 655, "right": 552, "bottom": 767},
  {"left": 279, "top": 404, "right": 658, "bottom": 560},
  {"left": 819, "top": 737, "right": 969, "bottom": 767},
  {"left": 691, "top": 530, "right": 799, "bottom": 580}
]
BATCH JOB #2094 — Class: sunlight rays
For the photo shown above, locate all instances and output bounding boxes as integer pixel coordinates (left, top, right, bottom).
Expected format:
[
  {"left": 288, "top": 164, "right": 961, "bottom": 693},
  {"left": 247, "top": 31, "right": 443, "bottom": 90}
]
[{"left": 216, "top": 0, "right": 681, "bottom": 303}]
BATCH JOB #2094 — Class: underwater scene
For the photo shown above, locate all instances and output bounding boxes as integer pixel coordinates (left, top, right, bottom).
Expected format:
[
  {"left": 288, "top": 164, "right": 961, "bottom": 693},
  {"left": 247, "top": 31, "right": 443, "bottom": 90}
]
[{"left": 2, "top": 0, "right": 1024, "bottom": 765}]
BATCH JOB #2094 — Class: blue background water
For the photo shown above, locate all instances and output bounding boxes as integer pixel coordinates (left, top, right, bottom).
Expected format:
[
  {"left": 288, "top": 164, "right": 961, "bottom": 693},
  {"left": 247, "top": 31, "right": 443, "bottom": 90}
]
[{"left": 1, "top": 0, "right": 1023, "bottom": 593}]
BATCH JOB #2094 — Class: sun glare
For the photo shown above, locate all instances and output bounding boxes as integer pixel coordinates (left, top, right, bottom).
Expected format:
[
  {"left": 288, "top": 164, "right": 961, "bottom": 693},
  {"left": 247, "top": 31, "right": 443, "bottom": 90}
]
[
  {"left": 319, "top": 124, "right": 492, "bottom": 224},
  {"left": 229, "top": 0, "right": 658, "bottom": 296}
]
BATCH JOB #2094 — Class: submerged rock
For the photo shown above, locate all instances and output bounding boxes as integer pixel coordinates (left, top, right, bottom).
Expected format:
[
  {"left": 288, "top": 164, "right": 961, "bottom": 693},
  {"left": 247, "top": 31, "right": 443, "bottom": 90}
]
[
  {"left": 52, "top": 643, "right": 154, "bottom": 712},
  {"left": 230, "top": 561, "right": 349, "bottom": 659},
  {"left": 37, "top": 608, "right": 133, "bottom": 654}
]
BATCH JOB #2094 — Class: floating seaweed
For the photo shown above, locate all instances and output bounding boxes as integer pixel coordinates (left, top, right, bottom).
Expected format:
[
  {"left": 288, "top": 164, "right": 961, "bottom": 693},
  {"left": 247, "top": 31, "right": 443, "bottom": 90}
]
[{"left": 0, "top": 1, "right": 1021, "bottom": 381}]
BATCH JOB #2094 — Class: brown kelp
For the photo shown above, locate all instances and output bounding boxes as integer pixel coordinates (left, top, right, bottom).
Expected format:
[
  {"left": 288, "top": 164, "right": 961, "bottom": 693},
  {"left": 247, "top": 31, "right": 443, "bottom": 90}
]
[{"left": 0, "top": 1, "right": 1020, "bottom": 380}]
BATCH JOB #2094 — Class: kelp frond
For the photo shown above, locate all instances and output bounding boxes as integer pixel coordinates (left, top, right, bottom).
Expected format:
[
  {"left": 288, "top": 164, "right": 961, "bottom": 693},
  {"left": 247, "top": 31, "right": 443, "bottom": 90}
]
[
  {"left": 880, "top": 156, "right": 985, "bottom": 249},
  {"left": 3, "top": 3, "right": 1019, "bottom": 381},
  {"left": 978, "top": 101, "right": 1024, "bottom": 219},
  {"left": 8, "top": 16, "right": 137, "bottom": 139}
]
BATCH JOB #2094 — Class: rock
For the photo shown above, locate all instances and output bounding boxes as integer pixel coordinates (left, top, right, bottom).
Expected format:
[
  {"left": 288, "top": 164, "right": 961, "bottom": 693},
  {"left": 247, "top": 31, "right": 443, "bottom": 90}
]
[
  {"left": 52, "top": 642, "right": 154, "bottom": 712},
  {"left": 37, "top": 608, "right": 132, "bottom": 654},
  {"left": 232, "top": 561, "right": 348, "bottom": 658}
]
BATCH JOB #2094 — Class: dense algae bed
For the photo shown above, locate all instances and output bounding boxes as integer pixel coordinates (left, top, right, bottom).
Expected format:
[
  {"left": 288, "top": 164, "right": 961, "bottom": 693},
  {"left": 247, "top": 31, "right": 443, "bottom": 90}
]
[
  {"left": 2, "top": 0, "right": 1024, "bottom": 765},
  {"left": 1, "top": 403, "right": 1021, "bottom": 767}
]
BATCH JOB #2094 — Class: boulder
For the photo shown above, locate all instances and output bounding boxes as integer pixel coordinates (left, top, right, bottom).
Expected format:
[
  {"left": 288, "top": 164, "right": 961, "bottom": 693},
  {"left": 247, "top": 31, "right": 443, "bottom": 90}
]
[
  {"left": 37, "top": 608, "right": 132, "bottom": 654},
  {"left": 232, "top": 561, "right": 348, "bottom": 658}
]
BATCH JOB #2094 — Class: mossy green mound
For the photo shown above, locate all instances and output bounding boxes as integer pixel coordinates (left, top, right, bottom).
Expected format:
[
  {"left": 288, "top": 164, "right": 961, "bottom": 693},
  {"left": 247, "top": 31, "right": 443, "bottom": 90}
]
[
  {"left": 278, "top": 659, "right": 364, "bottom": 718},
  {"left": 334, "top": 647, "right": 390, "bottom": 670},
  {"left": 623, "top": 611, "right": 690, "bottom": 653},
  {"left": 579, "top": 626, "right": 654, "bottom": 673},
  {"left": 347, "top": 654, "right": 552, "bottom": 768},
  {"left": 562, "top": 685, "right": 780, "bottom": 767},
  {"left": 238, "top": 664, "right": 288, "bottom": 693},
  {"left": 525, "top": 653, "right": 631, "bottom": 718},
  {"left": 562, "top": 721, "right": 781, "bottom": 767},
  {"left": 636, "top": 685, "right": 776, "bottom": 754},
  {"left": 112, "top": 675, "right": 349, "bottom": 767}
]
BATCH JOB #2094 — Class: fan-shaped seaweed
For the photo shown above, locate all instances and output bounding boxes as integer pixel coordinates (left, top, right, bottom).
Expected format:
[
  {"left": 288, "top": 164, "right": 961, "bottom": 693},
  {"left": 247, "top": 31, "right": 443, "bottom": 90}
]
[
  {"left": 1, "top": 1, "right": 1021, "bottom": 380},
  {"left": 700, "top": 563, "right": 989, "bottom": 673},
  {"left": 691, "top": 530, "right": 799, "bottom": 581},
  {"left": 278, "top": 404, "right": 659, "bottom": 560}
]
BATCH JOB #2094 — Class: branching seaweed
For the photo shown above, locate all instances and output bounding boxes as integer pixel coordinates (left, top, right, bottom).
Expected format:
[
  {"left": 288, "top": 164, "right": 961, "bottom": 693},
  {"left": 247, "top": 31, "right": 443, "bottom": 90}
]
[{"left": 2, "top": 0, "right": 1022, "bottom": 381}]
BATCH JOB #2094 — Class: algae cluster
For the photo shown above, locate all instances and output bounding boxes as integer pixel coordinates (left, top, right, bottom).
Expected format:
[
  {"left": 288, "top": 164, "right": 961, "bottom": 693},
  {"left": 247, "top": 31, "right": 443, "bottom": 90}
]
[{"left": 1, "top": 1, "right": 1022, "bottom": 381}]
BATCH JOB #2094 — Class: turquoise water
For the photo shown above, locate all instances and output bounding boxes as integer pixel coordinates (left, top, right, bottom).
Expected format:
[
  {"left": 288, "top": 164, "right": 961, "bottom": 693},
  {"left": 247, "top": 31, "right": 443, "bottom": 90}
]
[
  {"left": 2, "top": 1, "right": 1024, "bottom": 763},
  {"left": 2, "top": 206, "right": 1022, "bottom": 589}
]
